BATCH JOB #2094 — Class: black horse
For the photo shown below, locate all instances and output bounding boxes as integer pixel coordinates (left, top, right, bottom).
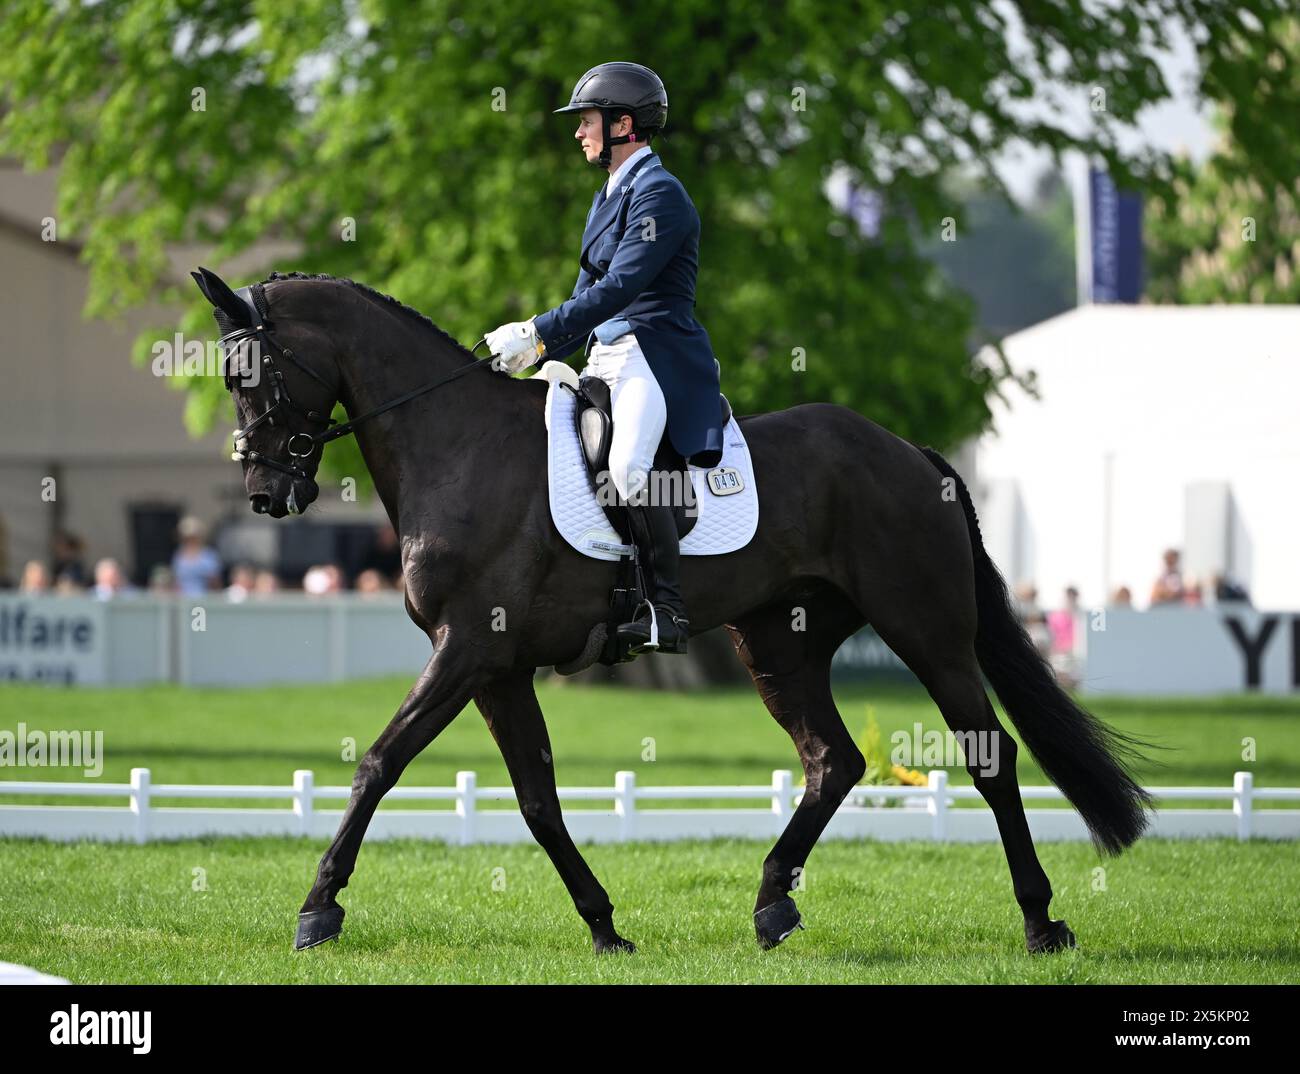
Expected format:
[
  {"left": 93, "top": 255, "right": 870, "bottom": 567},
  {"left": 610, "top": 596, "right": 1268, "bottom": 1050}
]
[{"left": 192, "top": 266, "right": 1152, "bottom": 955}]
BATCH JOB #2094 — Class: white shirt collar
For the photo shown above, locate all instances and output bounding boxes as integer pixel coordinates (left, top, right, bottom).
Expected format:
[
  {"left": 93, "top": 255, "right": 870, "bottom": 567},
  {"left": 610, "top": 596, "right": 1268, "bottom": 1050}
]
[{"left": 605, "top": 146, "right": 653, "bottom": 198}]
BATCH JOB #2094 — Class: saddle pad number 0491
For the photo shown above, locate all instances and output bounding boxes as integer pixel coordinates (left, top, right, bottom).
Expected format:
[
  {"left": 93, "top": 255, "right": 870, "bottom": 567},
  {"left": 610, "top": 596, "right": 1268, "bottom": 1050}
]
[{"left": 537, "top": 362, "right": 759, "bottom": 561}]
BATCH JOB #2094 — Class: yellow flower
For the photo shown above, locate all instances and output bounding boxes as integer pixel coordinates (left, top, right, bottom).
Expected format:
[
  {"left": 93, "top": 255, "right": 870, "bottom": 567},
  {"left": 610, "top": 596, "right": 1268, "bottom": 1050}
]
[{"left": 892, "top": 764, "right": 927, "bottom": 786}]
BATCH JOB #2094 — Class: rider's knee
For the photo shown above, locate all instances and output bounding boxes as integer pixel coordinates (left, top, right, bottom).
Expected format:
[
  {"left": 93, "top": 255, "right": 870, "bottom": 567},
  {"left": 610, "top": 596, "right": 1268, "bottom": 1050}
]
[{"left": 608, "top": 450, "right": 650, "bottom": 504}]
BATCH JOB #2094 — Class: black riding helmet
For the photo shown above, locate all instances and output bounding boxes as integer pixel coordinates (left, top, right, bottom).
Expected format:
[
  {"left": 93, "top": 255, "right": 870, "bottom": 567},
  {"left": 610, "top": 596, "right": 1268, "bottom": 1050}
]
[{"left": 554, "top": 62, "right": 668, "bottom": 169}]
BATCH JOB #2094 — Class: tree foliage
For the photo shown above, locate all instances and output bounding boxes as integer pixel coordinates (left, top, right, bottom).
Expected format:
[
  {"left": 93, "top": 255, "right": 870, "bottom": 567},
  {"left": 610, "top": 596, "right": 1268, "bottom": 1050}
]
[
  {"left": 1146, "top": 20, "right": 1300, "bottom": 303},
  {"left": 2, "top": 0, "right": 1294, "bottom": 486}
]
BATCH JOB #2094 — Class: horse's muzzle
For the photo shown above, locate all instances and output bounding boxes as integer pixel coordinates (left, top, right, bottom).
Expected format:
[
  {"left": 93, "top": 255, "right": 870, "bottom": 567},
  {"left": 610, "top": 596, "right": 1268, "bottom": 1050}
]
[{"left": 249, "top": 478, "right": 317, "bottom": 518}]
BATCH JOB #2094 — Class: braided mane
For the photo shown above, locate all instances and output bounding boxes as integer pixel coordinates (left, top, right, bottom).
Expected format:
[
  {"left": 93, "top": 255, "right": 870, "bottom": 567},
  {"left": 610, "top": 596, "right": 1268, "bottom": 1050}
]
[{"left": 262, "top": 271, "right": 474, "bottom": 356}]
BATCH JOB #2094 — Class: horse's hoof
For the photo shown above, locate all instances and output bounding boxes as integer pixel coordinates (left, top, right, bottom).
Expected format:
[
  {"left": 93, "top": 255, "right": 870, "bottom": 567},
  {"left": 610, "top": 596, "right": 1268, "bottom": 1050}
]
[
  {"left": 295, "top": 904, "right": 345, "bottom": 950},
  {"left": 594, "top": 934, "right": 637, "bottom": 955},
  {"left": 1026, "top": 918, "right": 1076, "bottom": 954},
  {"left": 754, "top": 897, "right": 805, "bottom": 950}
]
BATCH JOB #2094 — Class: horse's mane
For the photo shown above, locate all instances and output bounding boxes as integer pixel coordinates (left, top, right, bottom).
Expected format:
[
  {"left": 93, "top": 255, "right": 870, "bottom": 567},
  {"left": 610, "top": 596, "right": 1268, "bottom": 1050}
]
[{"left": 262, "top": 271, "right": 474, "bottom": 356}]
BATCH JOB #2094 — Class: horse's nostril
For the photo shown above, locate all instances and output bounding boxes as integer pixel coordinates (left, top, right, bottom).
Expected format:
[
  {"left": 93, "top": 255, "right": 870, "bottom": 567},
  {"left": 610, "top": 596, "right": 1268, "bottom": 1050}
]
[{"left": 250, "top": 493, "right": 271, "bottom": 514}]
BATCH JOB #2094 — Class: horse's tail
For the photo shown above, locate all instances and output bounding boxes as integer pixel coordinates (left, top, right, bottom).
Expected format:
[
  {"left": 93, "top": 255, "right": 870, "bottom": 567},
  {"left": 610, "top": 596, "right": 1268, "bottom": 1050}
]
[{"left": 920, "top": 447, "right": 1153, "bottom": 855}]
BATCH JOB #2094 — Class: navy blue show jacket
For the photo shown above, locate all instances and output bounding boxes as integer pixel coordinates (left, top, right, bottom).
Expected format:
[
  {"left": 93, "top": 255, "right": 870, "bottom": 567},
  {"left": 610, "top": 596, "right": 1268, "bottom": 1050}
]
[{"left": 532, "top": 151, "right": 724, "bottom": 466}]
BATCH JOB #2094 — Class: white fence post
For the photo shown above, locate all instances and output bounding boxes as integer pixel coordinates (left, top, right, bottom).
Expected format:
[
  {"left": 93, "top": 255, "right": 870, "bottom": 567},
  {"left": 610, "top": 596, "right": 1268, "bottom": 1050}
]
[
  {"left": 614, "top": 771, "right": 637, "bottom": 842},
  {"left": 456, "top": 771, "right": 477, "bottom": 845},
  {"left": 928, "top": 770, "right": 948, "bottom": 841},
  {"left": 293, "top": 770, "right": 314, "bottom": 837},
  {"left": 1233, "top": 771, "right": 1253, "bottom": 841},
  {"left": 129, "top": 767, "right": 151, "bottom": 844},
  {"left": 772, "top": 770, "right": 794, "bottom": 827}
]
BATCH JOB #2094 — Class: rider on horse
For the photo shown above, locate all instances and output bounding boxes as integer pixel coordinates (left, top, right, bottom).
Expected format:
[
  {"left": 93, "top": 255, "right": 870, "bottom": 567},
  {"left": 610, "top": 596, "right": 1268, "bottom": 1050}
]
[{"left": 485, "top": 61, "right": 723, "bottom": 657}]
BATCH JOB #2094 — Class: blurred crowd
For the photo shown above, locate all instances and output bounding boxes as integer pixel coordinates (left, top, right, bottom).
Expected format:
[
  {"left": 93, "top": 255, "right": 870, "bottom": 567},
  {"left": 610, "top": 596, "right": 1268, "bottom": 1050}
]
[
  {"left": 1014, "top": 546, "right": 1252, "bottom": 687},
  {"left": 1143, "top": 547, "right": 1250, "bottom": 609},
  {"left": 4, "top": 517, "right": 405, "bottom": 601}
]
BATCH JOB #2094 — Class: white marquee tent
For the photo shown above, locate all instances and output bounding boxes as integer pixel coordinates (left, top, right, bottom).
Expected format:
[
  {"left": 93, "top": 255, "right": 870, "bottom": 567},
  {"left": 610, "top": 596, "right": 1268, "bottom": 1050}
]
[{"left": 973, "top": 304, "right": 1300, "bottom": 612}]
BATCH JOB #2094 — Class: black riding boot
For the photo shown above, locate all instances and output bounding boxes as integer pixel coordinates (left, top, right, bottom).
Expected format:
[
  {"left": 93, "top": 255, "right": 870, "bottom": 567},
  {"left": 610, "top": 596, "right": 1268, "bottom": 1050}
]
[{"left": 617, "top": 502, "right": 690, "bottom": 655}]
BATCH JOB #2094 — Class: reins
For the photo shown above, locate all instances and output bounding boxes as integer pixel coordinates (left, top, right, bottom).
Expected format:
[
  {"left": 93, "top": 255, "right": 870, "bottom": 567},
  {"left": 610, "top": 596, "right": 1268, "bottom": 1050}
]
[{"left": 314, "top": 340, "right": 494, "bottom": 448}]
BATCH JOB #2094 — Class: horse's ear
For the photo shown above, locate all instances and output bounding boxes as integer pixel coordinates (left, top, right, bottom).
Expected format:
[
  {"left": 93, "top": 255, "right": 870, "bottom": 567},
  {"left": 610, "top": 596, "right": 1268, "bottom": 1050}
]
[{"left": 192, "top": 266, "right": 251, "bottom": 326}]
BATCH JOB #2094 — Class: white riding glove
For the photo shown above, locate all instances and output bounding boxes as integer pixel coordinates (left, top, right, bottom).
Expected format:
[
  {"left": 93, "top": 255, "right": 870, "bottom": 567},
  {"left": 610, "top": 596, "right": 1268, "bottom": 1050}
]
[{"left": 487, "top": 319, "right": 546, "bottom": 374}]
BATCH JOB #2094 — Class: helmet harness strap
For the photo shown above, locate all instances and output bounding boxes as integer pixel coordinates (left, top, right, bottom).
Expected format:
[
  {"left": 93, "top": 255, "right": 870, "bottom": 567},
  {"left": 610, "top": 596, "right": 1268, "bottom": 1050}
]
[{"left": 597, "top": 108, "right": 636, "bottom": 170}]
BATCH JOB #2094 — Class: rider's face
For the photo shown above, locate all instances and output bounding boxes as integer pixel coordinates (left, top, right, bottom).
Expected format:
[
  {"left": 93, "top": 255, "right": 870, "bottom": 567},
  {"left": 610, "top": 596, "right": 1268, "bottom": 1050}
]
[
  {"left": 576, "top": 109, "right": 603, "bottom": 163},
  {"left": 575, "top": 109, "right": 631, "bottom": 164}
]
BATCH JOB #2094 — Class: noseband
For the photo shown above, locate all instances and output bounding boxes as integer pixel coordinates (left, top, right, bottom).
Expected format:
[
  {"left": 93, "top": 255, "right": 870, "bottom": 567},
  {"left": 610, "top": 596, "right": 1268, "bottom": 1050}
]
[{"left": 219, "top": 283, "right": 492, "bottom": 482}]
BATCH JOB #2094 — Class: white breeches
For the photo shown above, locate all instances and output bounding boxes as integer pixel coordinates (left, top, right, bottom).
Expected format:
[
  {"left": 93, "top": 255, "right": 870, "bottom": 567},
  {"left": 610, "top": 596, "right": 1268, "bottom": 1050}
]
[{"left": 579, "top": 332, "right": 667, "bottom": 504}]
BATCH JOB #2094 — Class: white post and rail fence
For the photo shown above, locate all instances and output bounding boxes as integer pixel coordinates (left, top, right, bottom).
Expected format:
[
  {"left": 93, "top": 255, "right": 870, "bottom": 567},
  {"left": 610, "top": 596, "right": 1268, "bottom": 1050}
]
[{"left": 1, "top": 769, "right": 1296, "bottom": 844}]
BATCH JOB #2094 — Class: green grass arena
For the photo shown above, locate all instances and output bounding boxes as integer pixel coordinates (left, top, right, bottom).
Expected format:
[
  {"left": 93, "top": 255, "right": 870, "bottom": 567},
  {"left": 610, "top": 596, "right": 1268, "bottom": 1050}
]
[{"left": 1, "top": 680, "right": 1297, "bottom": 983}]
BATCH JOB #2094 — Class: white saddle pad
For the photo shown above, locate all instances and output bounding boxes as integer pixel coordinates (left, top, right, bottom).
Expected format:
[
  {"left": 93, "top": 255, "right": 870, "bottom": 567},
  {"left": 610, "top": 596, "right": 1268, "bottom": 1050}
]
[{"left": 534, "top": 362, "right": 759, "bottom": 561}]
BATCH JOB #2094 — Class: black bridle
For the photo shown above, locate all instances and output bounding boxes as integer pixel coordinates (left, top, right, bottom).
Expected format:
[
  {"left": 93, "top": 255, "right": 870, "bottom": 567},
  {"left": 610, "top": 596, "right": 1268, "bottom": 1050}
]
[{"left": 220, "top": 283, "right": 493, "bottom": 482}]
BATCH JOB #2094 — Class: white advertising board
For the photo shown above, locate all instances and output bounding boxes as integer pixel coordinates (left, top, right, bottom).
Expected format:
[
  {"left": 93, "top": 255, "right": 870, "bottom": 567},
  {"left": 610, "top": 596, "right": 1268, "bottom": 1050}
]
[
  {"left": 0, "top": 597, "right": 108, "bottom": 685},
  {"left": 1083, "top": 607, "right": 1298, "bottom": 696}
]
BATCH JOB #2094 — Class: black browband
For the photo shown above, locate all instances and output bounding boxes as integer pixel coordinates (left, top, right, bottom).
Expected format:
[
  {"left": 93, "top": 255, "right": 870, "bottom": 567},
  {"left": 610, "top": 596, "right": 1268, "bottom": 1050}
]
[{"left": 221, "top": 283, "right": 493, "bottom": 482}]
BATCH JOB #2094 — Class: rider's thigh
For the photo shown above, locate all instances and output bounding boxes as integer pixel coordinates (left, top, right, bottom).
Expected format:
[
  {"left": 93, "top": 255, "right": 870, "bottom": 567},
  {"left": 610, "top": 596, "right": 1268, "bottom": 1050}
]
[{"left": 604, "top": 340, "right": 666, "bottom": 503}]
